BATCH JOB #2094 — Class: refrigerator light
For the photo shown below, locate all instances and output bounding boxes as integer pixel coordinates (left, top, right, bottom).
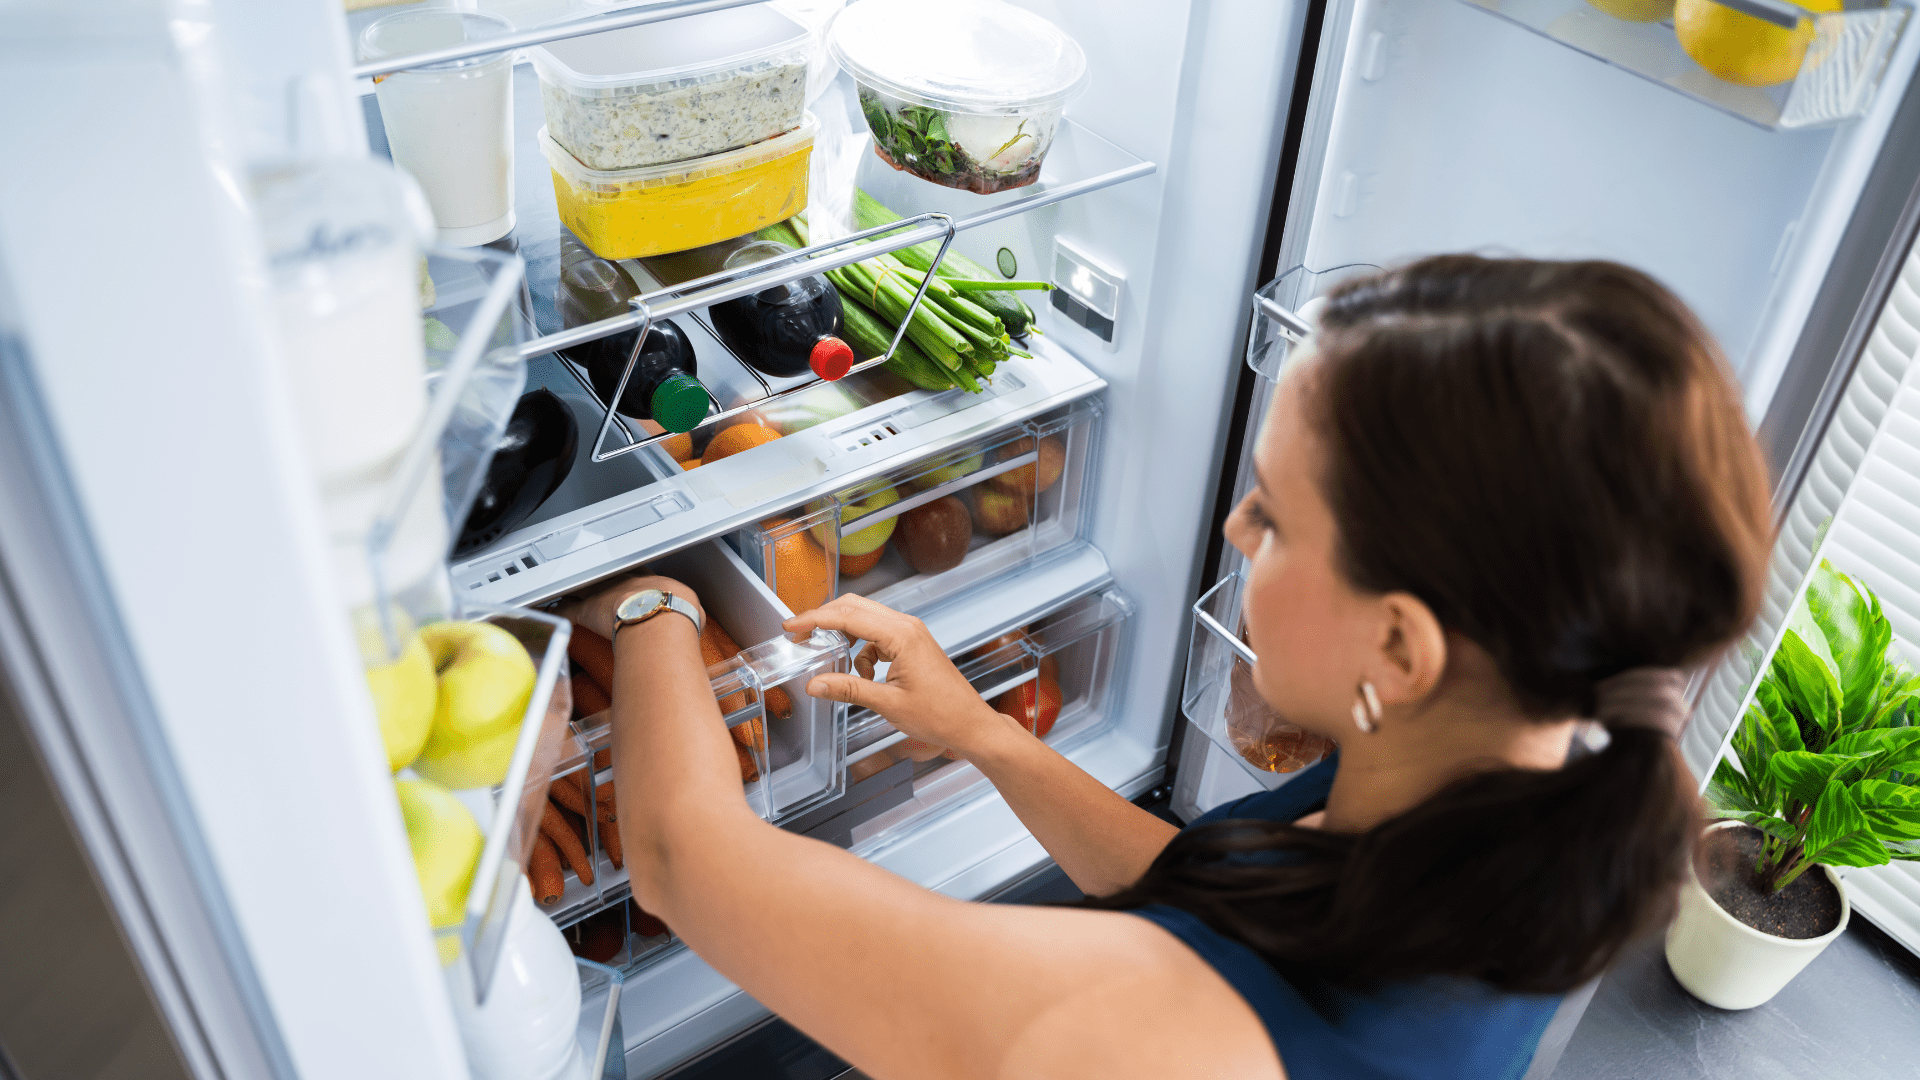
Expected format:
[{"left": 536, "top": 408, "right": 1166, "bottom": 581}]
[{"left": 1051, "top": 238, "right": 1123, "bottom": 346}]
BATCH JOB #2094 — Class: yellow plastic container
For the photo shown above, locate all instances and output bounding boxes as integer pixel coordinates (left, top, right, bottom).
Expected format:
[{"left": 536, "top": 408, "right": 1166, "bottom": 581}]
[{"left": 538, "top": 116, "right": 816, "bottom": 260}]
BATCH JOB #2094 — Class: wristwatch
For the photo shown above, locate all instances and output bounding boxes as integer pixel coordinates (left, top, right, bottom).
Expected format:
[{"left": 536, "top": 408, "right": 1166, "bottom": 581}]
[{"left": 611, "top": 588, "right": 702, "bottom": 644}]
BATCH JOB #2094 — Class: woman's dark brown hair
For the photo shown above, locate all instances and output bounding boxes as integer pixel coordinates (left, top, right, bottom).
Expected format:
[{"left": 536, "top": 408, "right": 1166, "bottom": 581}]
[{"left": 1091, "top": 256, "right": 1773, "bottom": 994}]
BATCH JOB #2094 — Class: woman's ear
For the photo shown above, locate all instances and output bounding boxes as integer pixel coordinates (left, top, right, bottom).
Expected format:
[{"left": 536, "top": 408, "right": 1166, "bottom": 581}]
[{"left": 1369, "top": 592, "right": 1448, "bottom": 707}]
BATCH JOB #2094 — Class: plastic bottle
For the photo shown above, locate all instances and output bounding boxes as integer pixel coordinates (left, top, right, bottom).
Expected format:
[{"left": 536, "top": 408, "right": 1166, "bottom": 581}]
[
  {"left": 555, "top": 250, "right": 711, "bottom": 434},
  {"left": 708, "top": 240, "right": 855, "bottom": 381},
  {"left": 565, "top": 316, "right": 710, "bottom": 434}
]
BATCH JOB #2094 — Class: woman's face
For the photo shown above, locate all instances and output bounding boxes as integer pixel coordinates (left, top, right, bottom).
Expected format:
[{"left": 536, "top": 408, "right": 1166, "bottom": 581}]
[{"left": 1222, "top": 371, "right": 1382, "bottom": 739}]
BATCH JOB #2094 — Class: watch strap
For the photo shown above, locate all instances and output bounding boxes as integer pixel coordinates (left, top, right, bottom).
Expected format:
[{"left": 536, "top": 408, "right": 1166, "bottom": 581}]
[{"left": 612, "top": 589, "right": 703, "bottom": 644}]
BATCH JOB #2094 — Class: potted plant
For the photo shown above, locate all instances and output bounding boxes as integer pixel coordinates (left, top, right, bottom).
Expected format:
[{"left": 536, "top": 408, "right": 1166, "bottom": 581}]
[{"left": 1670, "top": 559, "right": 1920, "bottom": 1009}]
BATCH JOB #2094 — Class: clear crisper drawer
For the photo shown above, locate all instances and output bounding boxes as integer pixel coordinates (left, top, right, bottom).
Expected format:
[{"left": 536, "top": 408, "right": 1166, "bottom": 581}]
[
  {"left": 530, "top": 538, "right": 848, "bottom": 941},
  {"left": 1183, "top": 572, "right": 1333, "bottom": 791},
  {"left": 795, "top": 587, "right": 1134, "bottom": 851},
  {"left": 731, "top": 397, "right": 1103, "bottom": 620}
]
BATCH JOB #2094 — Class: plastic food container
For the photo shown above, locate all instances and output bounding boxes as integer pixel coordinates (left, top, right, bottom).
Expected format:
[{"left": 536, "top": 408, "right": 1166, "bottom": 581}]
[
  {"left": 528, "top": 5, "right": 811, "bottom": 171},
  {"left": 538, "top": 116, "right": 817, "bottom": 260},
  {"left": 828, "top": 0, "right": 1089, "bottom": 193}
]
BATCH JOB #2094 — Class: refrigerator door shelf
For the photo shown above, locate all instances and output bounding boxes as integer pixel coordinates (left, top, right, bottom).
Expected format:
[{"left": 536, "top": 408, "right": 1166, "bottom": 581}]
[
  {"left": 452, "top": 333, "right": 1105, "bottom": 611},
  {"left": 1246, "top": 263, "right": 1383, "bottom": 380},
  {"left": 533, "top": 538, "right": 850, "bottom": 933},
  {"left": 732, "top": 395, "right": 1104, "bottom": 622},
  {"left": 429, "top": 606, "right": 577, "bottom": 1006},
  {"left": 1453, "top": 0, "right": 1910, "bottom": 130},
  {"left": 1183, "top": 572, "right": 1336, "bottom": 793}
]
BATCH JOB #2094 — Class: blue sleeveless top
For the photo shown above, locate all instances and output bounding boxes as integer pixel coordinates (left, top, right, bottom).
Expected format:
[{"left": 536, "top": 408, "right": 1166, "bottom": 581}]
[{"left": 1133, "top": 759, "right": 1559, "bottom": 1080}]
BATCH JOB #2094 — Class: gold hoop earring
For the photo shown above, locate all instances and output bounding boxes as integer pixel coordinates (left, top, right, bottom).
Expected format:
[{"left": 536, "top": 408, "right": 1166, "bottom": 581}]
[{"left": 1351, "top": 681, "right": 1382, "bottom": 734}]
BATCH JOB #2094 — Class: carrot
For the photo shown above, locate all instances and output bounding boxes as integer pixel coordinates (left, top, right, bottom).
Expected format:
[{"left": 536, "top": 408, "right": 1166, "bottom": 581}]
[
  {"left": 735, "top": 740, "right": 760, "bottom": 783},
  {"left": 704, "top": 621, "right": 792, "bottom": 720},
  {"left": 529, "top": 835, "right": 564, "bottom": 905},
  {"left": 730, "top": 717, "right": 766, "bottom": 751},
  {"left": 567, "top": 627, "right": 616, "bottom": 690},
  {"left": 572, "top": 673, "right": 611, "bottom": 718},
  {"left": 552, "top": 773, "right": 617, "bottom": 824},
  {"left": 600, "top": 816, "right": 624, "bottom": 868},
  {"left": 550, "top": 769, "right": 582, "bottom": 807},
  {"left": 541, "top": 802, "right": 595, "bottom": 885}
]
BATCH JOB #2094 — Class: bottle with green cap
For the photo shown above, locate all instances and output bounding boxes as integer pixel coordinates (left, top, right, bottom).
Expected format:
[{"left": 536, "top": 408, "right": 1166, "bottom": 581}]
[{"left": 570, "top": 317, "right": 712, "bottom": 434}]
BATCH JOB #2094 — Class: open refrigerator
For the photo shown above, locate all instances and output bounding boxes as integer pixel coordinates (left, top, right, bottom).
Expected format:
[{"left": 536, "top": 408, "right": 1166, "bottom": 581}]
[{"left": 3, "top": 0, "right": 1919, "bottom": 1077}]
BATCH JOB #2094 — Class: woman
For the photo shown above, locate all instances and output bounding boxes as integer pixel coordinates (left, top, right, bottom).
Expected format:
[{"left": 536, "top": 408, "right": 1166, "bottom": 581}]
[{"left": 560, "top": 256, "right": 1772, "bottom": 1079}]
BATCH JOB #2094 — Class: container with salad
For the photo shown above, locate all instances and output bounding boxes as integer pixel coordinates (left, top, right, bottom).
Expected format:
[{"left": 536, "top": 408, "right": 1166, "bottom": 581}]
[{"left": 827, "top": 0, "right": 1089, "bottom": 194}]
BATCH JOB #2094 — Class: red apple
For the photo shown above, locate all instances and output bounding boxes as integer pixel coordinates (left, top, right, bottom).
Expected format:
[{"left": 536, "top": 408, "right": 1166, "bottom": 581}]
[
  {"left": 994, "top": 672, "right": 1063, "bottom": 738},
  {"left": 990, "top": 435, "right": 1066, "bottom": 496}
]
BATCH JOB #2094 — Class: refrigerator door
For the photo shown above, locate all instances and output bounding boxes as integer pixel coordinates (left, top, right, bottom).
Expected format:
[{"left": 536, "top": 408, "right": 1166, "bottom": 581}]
[
  {"left": 1176, "top": 0, "right": 1920, "bottom": 821},
  {"left": 0, "top": 5, "right": 471, "bottom": 1078}
]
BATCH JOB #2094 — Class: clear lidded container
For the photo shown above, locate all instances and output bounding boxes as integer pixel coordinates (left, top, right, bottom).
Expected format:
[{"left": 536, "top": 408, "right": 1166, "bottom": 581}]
[
  {"left": 827, "top": 0, "right": 1089, "bottom": 193},
  {"left": 528, "top": 4, "right": 812, "bottom": 171}
]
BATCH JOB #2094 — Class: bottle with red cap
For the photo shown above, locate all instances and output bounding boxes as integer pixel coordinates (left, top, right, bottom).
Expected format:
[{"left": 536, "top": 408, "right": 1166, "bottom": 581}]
[{"left": 708, "top": 240, "right": 855, "bottom": 382}]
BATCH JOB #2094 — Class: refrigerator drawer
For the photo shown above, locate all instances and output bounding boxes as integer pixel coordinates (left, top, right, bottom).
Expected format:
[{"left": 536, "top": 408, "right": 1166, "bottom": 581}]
[
  {"left": 730, "top": 396, "right": 1104, "bottom": 620},
  {"left": 1182, "top": 571, "right": 1333, "bottom": 792},
  {"left": 531, "top": 538, "right": 850, "bottom": 944},
  {"left": 821, "top": 586, "right": 1136, "bottom": 853}
]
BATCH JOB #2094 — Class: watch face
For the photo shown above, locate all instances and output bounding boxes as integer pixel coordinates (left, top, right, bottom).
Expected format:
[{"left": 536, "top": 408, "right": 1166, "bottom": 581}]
[{"left": 616, "top": 589, "right": 667, "bottom": 623}]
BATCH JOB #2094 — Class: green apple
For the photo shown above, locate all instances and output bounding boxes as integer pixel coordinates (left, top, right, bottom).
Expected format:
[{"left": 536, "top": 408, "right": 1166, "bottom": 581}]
[
  {"left": 916, "top": 452, "right": 984, "bottom": 489},
  {"left": 396, "top": 778, "right": 483, "bottom": 963},
  {"left": 812, "top": 482, "right": 901, "bottom": 557},
  {"left": 365, "top": 631, "right": 436, "bottom": 772},
  {"left": 413, "top": 621, "right": 537, "bottom": 789}
]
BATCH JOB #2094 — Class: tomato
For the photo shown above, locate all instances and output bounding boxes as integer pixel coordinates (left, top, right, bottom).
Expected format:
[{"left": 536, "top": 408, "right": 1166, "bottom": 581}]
[
  {"left": 968, "top": 628, "right": 1034, "bottom": 665},
  {"left": 994, "top": 672, "right": 1063, "bottom": 738}
]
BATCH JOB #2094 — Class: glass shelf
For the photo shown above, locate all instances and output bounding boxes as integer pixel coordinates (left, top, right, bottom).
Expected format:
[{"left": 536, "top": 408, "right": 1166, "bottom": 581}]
[
  {"left": 365, "top": 59, "right": 1152, "bottom": 464},
  {"left": 1456, "top": 0, "right": 1909, "bottom": 129}
]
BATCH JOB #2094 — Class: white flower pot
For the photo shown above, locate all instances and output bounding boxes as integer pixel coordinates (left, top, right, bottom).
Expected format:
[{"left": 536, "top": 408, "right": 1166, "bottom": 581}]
[{"left": 1663, "top": 821, "right": 1849, "bottom": 1010}]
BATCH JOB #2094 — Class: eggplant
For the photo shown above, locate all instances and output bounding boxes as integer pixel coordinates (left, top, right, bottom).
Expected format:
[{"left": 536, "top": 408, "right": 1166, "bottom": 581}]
[{"left": 454, "top": 388, "right": 577, "bottom": 558}]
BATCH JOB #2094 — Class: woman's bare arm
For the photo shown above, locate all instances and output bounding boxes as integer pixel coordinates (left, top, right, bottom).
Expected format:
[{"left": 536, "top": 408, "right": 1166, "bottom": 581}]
[
  {"left": 785, "top": 595, "right": 1178, "bottom": 897},
  {"left": 560, "top": 579, "right": 1278, "bottom": 1080}
]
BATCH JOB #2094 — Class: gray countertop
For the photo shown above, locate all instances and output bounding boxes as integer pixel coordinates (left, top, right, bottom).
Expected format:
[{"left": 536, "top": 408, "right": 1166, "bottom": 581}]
[{"left": 1547, "top": 918, "right": 1920, "bottom": 1079}]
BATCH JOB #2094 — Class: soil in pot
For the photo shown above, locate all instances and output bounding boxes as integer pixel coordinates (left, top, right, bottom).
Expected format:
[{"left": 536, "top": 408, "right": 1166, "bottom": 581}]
[{"left": 1699, "top": 823, "right": 1843, "bottom": 939}]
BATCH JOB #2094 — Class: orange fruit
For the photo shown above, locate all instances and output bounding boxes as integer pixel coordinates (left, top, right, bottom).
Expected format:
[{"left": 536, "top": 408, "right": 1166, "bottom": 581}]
[
  {"left": 704, "top": 422, "right": 781, "bottom": 464},
  {"left": 840, "top": 545, "right": 886, "bottom": 577},
  {"left": 661, "top": 432, "right": 694, "bottom": 461},
  {"left": 681, "top": 457, "right": 703, "bottom": 470},
  {"left": 762, "top": 520, "right": 833, "bottom": 614}
]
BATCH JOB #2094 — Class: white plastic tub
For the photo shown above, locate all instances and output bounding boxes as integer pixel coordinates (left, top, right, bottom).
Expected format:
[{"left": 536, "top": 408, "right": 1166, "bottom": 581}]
[
  {"left": 828, "top": 0, "right": 1088, "bottom": 192},
  {"left": 529, "top": 5, "right": 811, "bottom": 171}
]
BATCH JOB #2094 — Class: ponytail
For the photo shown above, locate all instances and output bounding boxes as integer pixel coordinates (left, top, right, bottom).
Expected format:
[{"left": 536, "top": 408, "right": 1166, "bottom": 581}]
[{"left": 1105, "top": 258, "right": 1769, "bottom": 992}]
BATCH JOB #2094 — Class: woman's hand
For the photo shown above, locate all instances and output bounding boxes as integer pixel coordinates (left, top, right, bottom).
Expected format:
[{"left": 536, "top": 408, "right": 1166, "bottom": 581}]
[
  {"left": 553, "top": 573, "right": 704, "bottom": 643},
  {"left": 784, "top": 594, "right": 1015, "bottom": 762}
]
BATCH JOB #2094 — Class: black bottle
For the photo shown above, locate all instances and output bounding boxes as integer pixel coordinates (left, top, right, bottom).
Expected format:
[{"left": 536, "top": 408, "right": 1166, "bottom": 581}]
[{"left": 708, "top": 241, "right": 854, "bottom": 381}]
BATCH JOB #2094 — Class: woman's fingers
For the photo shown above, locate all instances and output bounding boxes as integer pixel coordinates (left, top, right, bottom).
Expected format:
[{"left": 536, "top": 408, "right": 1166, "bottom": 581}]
[
  {"left": 784, "top": 594, "right": 923, "bottom": 654},
  {"left": 804, "top": 671, "right": 901, "bottom": 713}
]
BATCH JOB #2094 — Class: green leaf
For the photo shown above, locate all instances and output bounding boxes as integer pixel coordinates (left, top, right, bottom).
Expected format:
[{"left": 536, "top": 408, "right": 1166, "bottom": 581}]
[
  {"left": 1803, "top": 777, "right": 1891, "bottom": 868},
  {"left": 1708, "top": 758, "right": 1762, "bottom": 814},
  {"left": 1804, "top": 560, "right": 1892, "bottom": 732},
  {"left": 1713, "top": 810, "right": 1798, "bottom": 844},
  {"left": 1853, "top": 778, "right": 1920, "bottom": 840},
  {"left": 1885, "top": 839, "right": 1920, "bottom": 860},
  {"left": 1832, "top": 727, "right": 1920, "bottom": 776},
  {"left": 1771, "top": 628, "right": 1843, "bottom": 741},
  {"left": 1770, "top": 751, "right": 1874, "bottom": 807}
]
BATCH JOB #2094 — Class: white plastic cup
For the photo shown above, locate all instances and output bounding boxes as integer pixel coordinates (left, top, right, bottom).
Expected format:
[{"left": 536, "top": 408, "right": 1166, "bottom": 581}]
[{"left": 362, "top": 11, "right": 517, "bottom": 247}]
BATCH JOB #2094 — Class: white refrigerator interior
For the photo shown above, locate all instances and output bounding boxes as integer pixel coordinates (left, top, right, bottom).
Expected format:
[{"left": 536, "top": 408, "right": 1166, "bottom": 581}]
[{"left": 7, "top": 0, "right": 1917, "bottom": 1077}]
